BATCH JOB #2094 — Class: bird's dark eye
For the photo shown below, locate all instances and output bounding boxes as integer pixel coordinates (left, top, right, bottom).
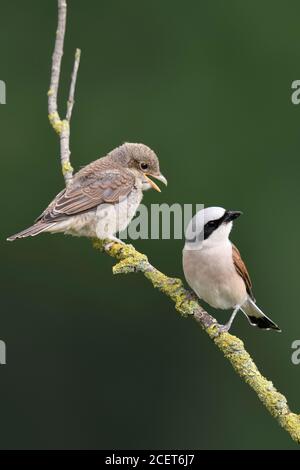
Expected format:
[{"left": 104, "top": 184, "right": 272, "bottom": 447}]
[
  {"left": 207, "top": 220, "right": 216, "bottom": 227},
  {"left": 140, "top": 162, "right": 148, "bottom": 171}
]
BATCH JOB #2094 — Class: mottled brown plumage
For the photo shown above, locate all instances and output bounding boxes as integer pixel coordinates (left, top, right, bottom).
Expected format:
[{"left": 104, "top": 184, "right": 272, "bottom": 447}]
[
  {"left": 7, "top": 142, "right": 167, "bottom": 241},
  {"left": 37, "top": 160, "right": 136, "bottom": 223}
]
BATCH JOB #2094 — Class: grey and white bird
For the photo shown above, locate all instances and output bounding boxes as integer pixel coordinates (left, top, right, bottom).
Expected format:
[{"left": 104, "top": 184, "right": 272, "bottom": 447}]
[
  {"left": 7, "top": 142, "right": 167, "bottom": 242},
  {"left": 182, "top": 206, "right": 280, "bottom": 332}
]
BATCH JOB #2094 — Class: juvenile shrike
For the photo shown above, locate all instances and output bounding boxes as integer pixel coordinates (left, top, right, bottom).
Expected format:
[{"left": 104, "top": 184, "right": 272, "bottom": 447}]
[
  {"left": 7, "top": 143, "right": 167, "bottom": 242},
  {"left": 182, "top": 207, "right": 280, "bottom": 332}
]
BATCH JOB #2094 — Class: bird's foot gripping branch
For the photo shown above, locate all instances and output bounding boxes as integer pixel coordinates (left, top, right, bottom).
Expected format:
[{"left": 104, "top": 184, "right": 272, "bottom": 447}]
[{"left": 93, "top": 237, "right": 300, "bottom": 444}]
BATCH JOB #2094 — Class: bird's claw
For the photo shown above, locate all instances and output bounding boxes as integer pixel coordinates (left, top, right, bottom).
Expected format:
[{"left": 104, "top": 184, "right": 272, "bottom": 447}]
[{"left": 218, "top": 323, "right": 231, "bottom": 333}]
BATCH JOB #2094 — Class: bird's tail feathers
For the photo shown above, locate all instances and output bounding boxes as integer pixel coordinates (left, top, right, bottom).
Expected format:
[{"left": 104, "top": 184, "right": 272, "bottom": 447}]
[
  {"left": 240, "top": 298, "right": 281, "bottom": 332},
  {"left": 7, "top": 222, "right": 55, "bottom": 241}
]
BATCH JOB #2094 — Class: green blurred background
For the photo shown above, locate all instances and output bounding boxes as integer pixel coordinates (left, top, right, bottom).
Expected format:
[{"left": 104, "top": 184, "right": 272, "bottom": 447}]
[{"left": 1, "top": 0, "right": 300, "bottom": 450}]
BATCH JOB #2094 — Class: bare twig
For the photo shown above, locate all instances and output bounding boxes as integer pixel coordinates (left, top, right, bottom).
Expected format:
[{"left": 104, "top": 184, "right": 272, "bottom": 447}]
[
  {"left": 66, "top": 48, "right": 81, "bottom": 122},
  {"left": 48, "top": 0, "right": 81, "bottom": 186},
  {"left": 48, "top": 0, "right": 300, "bottom": 445},
  {"left": 48, "top": 0, "right": 66, "bottom": 123}
]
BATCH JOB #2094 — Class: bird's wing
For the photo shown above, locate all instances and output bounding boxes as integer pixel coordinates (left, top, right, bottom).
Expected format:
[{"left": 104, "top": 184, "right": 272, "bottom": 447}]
[
  {"left": 231, "top": 243, "right": 255, "bottom": 300},
  {"left": 35, "top": 189, "right": 65, "bottom": 222},
  {"left": 38, "top": 161, "right": 136, "bottom": 223}
]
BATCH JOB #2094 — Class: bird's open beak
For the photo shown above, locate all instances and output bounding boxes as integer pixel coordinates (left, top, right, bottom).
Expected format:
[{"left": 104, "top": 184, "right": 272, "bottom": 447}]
[
  {"left": 224, "top": 210, "right": 243, "bottom": 222},
  {"left": 143, "top": 173, "right": 168, "bottom": 192}
]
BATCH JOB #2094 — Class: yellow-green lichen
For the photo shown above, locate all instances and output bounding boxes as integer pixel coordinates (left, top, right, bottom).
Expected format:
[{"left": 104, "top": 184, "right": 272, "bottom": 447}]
[
  {"left": 113, "top": 254, "right": 148, "bottom": 274},
  {"left": 206, "top": 323, "right": 222, "bottom": 339},
  {"left": 92, "top": 238, "right": 105, "bottom": 251},
  {"left": 281, "top": 414, "right": 300, "bottom": 443},
  {"left": 62, "top": 161, "right": 73, "bottom": 175},
  {"left": 48, "top": 112, "right": 63, "bottom": 134},
  {"left": 110, "top": 244, "right": 139, "bottom": 262},
  {"left": 61, "top": 119, "right": 69, "bottom": 132}
]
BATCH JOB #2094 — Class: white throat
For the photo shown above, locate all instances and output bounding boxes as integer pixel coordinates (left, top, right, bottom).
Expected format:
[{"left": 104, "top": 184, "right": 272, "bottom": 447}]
[{"left": 184, "top": 221, "right": 233, "bottom": 252}]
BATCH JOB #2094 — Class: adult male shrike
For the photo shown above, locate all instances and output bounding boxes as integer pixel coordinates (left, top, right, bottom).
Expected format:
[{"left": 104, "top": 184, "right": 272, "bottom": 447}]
[{"left": 182, "top": 206, "right": 280, "bottom": 332}]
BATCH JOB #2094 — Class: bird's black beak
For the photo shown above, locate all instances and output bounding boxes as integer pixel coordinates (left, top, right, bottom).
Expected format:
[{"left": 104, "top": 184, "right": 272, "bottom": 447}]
[{"left": 224, "top": 210, "right": 243, "bottom": 222}]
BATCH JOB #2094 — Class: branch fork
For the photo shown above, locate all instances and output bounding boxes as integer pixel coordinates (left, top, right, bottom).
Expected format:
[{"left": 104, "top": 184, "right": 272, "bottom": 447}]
[{"left": 48, "top": 0, "right": 81, "bottom": 186}]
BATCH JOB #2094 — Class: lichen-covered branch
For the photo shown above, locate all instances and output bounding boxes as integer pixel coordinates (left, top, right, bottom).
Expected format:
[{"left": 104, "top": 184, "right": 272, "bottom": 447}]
[
  {"left": 93, "top": 238, "right": 300, "bottom": 444},
  {"left": 48, "top": 0, "right": 81, "bottom": 186}
]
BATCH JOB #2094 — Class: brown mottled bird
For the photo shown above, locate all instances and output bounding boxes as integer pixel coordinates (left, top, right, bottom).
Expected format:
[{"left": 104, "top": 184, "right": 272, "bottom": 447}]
[
  {"left": 7, "top": 142, "right": 167, "bottom": 242},
  {"left": 182, "top": 207, "right": 280, "bottom": 332}
]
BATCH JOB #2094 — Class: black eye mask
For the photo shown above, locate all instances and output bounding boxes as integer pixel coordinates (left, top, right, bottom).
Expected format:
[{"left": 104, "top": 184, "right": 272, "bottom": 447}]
[
  {"left": 203, "top": 210, "right": 242, "bottom": 240},
  {"left": 203, "top": 215, "right": 225, "bottom": 240},
  {"left": 186, "top": 210, "right": 241, "bottom": 244}
]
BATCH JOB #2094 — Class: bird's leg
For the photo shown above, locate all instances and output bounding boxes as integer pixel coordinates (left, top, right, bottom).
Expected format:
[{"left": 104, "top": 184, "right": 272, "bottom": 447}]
[{"left": 219, "top": 306, "right": 241, "bottom": 333}]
